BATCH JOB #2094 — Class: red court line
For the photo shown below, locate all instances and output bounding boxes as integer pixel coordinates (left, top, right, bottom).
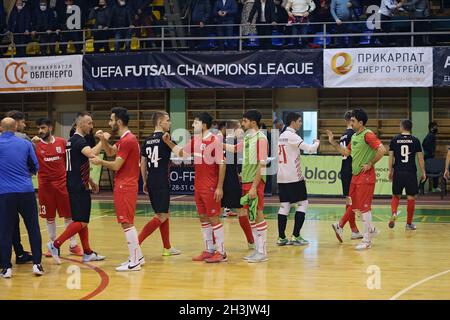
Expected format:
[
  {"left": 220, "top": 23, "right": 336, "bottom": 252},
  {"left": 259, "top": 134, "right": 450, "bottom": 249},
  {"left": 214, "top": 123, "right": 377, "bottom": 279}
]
[{"left": 60, "top": 257, "right": 110, "bottom": 300}]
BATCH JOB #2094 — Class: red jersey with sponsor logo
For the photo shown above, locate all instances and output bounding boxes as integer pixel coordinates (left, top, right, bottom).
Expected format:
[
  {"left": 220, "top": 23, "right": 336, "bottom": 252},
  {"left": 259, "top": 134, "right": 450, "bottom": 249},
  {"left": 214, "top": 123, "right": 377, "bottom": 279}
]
[
  {"left": 35, "top": 137, "right": 67, "bottom": 187},
  {"left": 114, "top": 131, "right": 140, "bottom": 192},
  {"left": 183, "top": 132, "right": 224, "bottom": 192}
]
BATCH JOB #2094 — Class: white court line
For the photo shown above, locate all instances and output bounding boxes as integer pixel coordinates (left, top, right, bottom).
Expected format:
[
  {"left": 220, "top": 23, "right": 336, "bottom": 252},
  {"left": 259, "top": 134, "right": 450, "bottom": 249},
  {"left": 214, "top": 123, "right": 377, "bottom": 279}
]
[
  {"left": 20, "top": 215, "right": 107, "bottom": 238},
  {"left": 389, "top": 269, "right": 450, "bottom": 300},
  {"left": 170, "top": 195, "right": 186, "bottom": 200}
]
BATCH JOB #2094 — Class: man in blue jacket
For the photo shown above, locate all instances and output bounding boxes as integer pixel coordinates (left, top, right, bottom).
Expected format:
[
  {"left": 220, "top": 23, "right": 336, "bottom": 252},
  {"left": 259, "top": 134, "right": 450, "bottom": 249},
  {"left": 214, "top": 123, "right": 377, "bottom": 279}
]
[
  {"left": 8, "top": 0, "right": 32, "bottom": 56},
  {"left": 0, "top": 117, "right": 43, "bottom": 279},
  {"left": 189, "top": 0, "right": 211, "bottom": 49},
  {"left": 213, "top": 0, "right": 237, "bottom": 50}
]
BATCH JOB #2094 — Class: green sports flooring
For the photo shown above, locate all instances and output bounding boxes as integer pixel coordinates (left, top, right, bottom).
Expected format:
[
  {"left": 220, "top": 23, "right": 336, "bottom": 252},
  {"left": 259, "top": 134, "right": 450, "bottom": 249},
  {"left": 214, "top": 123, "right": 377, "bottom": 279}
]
[{"left": 90, "top": 201, "right": 450, "bottom": 224}]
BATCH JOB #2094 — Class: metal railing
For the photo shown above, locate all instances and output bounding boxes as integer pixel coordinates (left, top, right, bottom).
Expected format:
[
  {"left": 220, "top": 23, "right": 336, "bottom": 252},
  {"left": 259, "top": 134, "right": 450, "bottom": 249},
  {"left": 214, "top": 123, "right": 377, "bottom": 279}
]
[{"left": 1, "top": 18, "right": 449, "bottom": 57}]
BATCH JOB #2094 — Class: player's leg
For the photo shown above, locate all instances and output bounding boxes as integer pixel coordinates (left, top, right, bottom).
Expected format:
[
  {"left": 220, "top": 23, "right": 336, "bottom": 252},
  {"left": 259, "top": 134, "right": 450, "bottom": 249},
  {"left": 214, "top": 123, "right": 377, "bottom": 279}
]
[
  {"left": 355, "top": 183, "right": 376, "bottom": 250},
  {"left": 160, "top": 213, "right": 181, "bottom": 256},
  {"left": 277, "top": 202, "right": 291, "bottom": 245},
  {"left": 38, "top": 187, "right": 57, "bottom": 257},
  {"left": 389, "top": 171, "right": 403, "bottom": 229},
  {"left": 139, "top": 187, "right": 164, "bottom": 244},
  {"left": 344, "top": 172, "right": 361, "bottom": 237},
  {"left": 193, "top": 192, "right": 215, "bottom": 261},
  {"left": 405, "top": 174, "right": 419, "bottom": 230},
  {"left": 205, "top": 198, "right": 227, "bottom": 263},
  {"left": 56, "top": 186, "right": 82, "bottom": 256},
  {"left": 115, "top": 191, "right": 142, "bottom": 272},
  {"left": 248, "top": 182, "right": 268, "bottom": 263},
  {"left": 290, "top": 181, "right": 309, "bottom": 245},
  {"left": 333, "top": 181, "right": 357, "bottom": 243}
]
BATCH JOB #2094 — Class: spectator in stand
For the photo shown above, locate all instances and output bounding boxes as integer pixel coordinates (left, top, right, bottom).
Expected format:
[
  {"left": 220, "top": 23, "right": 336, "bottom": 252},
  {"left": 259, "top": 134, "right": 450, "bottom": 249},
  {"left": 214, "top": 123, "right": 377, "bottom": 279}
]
[
  {"left": 241, "top": 0, "right": 257, "bottom": 37},
  {"left": 377, "top": 0, "right": 403, "bottom": 46},
  {"left": 402, "top": 0, "right": 432, "bottom": 46},
  {"left": 330, "top": 0, "right": 355, "bottom": 47},
  {"left": 8, "top": 0, "right": 32, "bottom": 56},
  {"left": 133, "top": 1, "right": 160, "bottom": 49},
  {"left": 273, "top": 0, "right": 288, "bottom": 40},
  {"left": 311, "top": 0, "right": 331, "bottom": 44},
  {"left": 57, "top": 0, "right": 86, "bottom": 54},
  {"left": 88, "top": 0, "right": 111, "bottom": 52},
  {"left": 31, "top": 0, "right": 58, "bottom": 55},
  {"left": 422, "top": 121, "right": 441, "bottom": 192},
  {"left": 108, "top": 0, "right": 134, "bottom": 52},
  {"left": 285, "top": 0, "right": 316, "bottom": 48},
  {"left": 248, "top": 0, "right": 277, "bottom": 49},
  {"left": 189, "top": 0, "right": 211, "bottom": 50},
  {"left": 213, "top": 0, "right": 238, "bottom": 50}
]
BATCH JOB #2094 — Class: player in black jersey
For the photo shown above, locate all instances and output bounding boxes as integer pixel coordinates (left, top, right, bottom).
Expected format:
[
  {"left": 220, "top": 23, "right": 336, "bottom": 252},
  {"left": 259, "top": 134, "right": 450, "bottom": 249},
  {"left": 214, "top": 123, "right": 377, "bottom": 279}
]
[
  {"left": 332, "top": 111, "right": 362, "bottom": 242},
  {"left": 388, "top": 119, "right": 426, "bottom": 230},
  {"left": 445, "top": 146, "right": 450, "bottom": 180},
  {"left": 48, "top": 112, "right": 106, "bottom": 264},
  {"left": 138, "top": 111, "right": 181, "bottom": 257},
  {"left": 220, "top": 120, "right": 255, "bottom": 249}
]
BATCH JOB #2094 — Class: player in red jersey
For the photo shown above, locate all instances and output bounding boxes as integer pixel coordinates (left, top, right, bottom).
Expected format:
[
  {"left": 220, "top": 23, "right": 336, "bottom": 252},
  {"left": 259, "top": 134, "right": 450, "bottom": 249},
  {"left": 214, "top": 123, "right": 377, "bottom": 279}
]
[
  {"left": 32, "top": 118, "right": 83, "bottom": 257},
  {"left": 164, "top": 112, "right": 227, "bottom": 263},
  {"left": 91, "top": 107, "right": 143, "bottom": 272}
]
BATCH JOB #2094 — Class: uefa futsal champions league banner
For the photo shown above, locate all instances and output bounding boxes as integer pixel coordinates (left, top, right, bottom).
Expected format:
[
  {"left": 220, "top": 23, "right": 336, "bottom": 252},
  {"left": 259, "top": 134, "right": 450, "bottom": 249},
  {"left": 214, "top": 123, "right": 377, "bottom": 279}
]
[
  {"left": 433, "top": 47, "right": 450, "bottom": 86},
  {"left": 0, "top": 55, "right": 83, "bottom": 93},
  {"left": 82, "top": 51, "right": 323, "bottom": 90},
  {"left": 324, "top": 47, "right": 433, "bottom": 88}
]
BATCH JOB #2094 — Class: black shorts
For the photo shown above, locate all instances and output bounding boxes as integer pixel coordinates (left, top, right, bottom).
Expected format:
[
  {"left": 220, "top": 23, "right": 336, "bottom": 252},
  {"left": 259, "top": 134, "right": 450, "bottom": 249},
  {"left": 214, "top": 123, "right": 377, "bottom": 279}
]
[
  {"left": 278, "top": 180, "right": 308, "bottom": 203},
  {"left": 392, "top": 171, "right": 419, "bottom": 196},
  {"left": 148, "top": 183, "right": 170, "bottom": 214},
  {"left": 341, "top": 170, "right": 352, "bottom": 197},
  {"left": 69, "top": 190, "right": 91, "bottom": 223},
  {"left": 222, "top": 183, "right": 243, "bottom": 209}
]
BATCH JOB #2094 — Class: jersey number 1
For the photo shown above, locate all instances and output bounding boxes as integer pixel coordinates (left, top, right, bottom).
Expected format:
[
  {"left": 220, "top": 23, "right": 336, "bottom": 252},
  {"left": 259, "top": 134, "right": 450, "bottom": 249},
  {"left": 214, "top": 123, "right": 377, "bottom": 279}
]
[{"left": 146, "top": 146, "right": 160, "bottom": 168}]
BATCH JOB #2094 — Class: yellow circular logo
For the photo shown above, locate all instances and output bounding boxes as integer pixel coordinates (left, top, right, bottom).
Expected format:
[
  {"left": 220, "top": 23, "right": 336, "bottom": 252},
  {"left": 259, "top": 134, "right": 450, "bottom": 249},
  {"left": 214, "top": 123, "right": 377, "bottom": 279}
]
[{"left": 331, "top": 52, "right": 352, "bottom": 75}]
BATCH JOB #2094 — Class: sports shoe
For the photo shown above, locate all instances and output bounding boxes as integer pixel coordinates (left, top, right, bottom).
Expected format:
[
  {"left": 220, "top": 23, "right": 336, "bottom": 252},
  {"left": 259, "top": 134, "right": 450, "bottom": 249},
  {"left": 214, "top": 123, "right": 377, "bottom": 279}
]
[
  {"left": 290, "top": 235, "right": 309, "bottom": 246},
  {"left": 277, "top": 237, "right": 290, "bottom": 246},
  {"left": 247, "top": 252, "right": 269, "bottom": 263},
  {"left": 388, "top": 213, "right": 398, "bottom": 229},
  {"left": 351, "top": 232, "right": 363, "bottom": 240},
  {"left": 227, "top": 211, "right": 238, "bottom": 217},
  {"left": 243, "top": 250, "right": 257, "bottom": 261},
  {"left": 1, "top": 268, "right": 12, "bottom": 279},
  {"left": 162, "top": 247, "right": 181, "bottom": 256},
  {"left": 433, "top": 187, "right": 442, "bottom": 193},
  {"left": 247, "top": 242, "right": 256, "bottom": 250},
  {"left": 16, "top": 251, "right": 33, "bottom": 265},
  {"left": 32, "top": 264, "right": 44, "bottom": 276},
  {"left": 69, "top": 245, "right": 83, "bottom": 256},
  {"left": 370, "top": 227, "right": 380, "bottom": 237},
  {"left": 44, "top": 250, "right": 52, "bottom": 258},
  {"left": 116, "top": 261, "right": 141, "bottom": 272},
  {"left": 82, "top": 252, "right": 105, "bottom": 262},
  {"left": 205, "top": 251, "right": 228, "bottom": 263},
  {"left": 332, "top": 222, "right": 344, "bottom": 243},
  {"left": 192, "top": 251, "right": 214, "bottom": 261},
  {"left": 355, "top": 241, "right": 371, "bottom": 250},
  {"left": 120, "top": 256, "right": 145, "bottom": 267},
  {"left": 405, "top": 223, "right": 417, "bottom": 230},
  {"left": 47, "top": 242, "right": 61, "bottom": 265}
]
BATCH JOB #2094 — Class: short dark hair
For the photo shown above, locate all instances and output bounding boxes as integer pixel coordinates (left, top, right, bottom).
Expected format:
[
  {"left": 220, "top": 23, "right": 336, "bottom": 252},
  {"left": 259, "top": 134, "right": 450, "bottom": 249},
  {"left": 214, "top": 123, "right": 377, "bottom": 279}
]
[
  {"left": 75, "top": 112, "right": 92, "bottom": 125},
  {"left": 5, "top": 110, "right": 25, "bottom": 120},
  {"left": 401, "top": 119, "right": 412, "bottom": 131},
  {"left": 243, "top": 109, "right": 262, "bottom": 127},
  {"left": 226, "top": 120, "right": 240, "bottom": 130},
  {"left": 351, "top": 108, "right": 368, "bottom": 125},
  {"left": 152, "top": 111, "right": 169, "bottom": 127},
  {"left": 428, "top": 121, "right": 438, "bottom": 131},
  {"left": 111, "top": 107, "right": 129, "bottom": 126},
  {"left": 218, "top": 121, "right": 227, "bottom": 131},
  {"left": 195, "top": 112, "right": 213, "bottom": 129},
  {"left": 344, "top": 110, "right": 352, "bottom": 121},
  {"left": 36, "top": 117, "right": 53, "bottom": 127},
  {"left": 285, "top": 112, "right": 301, "bottom": 127}
]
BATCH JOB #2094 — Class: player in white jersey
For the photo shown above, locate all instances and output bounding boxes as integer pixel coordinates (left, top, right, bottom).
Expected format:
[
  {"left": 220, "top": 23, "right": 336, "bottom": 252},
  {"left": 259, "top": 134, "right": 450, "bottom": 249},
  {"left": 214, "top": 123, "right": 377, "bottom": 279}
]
[{"left": 276, "top": 112, "right": 320, "bottom": 246}]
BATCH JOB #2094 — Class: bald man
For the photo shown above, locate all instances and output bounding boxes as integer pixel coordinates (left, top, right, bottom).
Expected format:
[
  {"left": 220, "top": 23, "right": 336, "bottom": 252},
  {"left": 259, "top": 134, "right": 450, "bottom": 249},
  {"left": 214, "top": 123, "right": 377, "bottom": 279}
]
[{"left": 0, "top": 117, "right": 43, "bottom": 278}]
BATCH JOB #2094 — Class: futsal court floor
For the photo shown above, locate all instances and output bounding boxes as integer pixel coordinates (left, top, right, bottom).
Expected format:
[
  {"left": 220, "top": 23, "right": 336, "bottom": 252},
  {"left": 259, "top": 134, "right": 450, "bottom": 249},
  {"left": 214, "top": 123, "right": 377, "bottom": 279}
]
[{"left": 2, "top": 194, "right": 450, "bottom": 300}]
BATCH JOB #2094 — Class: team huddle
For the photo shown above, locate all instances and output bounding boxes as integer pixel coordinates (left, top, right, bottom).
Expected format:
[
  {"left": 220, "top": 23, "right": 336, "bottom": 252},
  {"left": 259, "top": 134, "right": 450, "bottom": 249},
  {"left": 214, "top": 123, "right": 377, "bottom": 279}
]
[{"left": 0, "top": 106, "right": 430, "bottom": 277}]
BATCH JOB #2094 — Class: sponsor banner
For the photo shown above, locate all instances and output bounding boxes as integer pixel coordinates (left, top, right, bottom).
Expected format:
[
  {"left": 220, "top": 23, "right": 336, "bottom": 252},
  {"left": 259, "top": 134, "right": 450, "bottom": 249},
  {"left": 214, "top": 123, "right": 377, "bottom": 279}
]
[
  {"left": 433, "top": 47, "right": 450, "bottom": 86},
  {"left": 170, "top": 165, "right": 195, "bottom": 195},
  {"left": 83, "top": 50, "right": 323, "bottom": 90},
  {"left": 324, "top": 47, "right": 433, "bottom": 88},
  {"left": 0, "top": 55, "right": 83, "bottom": 93},
  {"left": 300, "top": 155, "right": 391, "bottom": 196}
]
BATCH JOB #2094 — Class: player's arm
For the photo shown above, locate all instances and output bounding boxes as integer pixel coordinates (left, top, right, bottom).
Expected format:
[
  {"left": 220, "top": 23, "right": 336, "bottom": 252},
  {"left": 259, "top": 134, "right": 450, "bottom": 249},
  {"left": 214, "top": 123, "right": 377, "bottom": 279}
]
[
  {"left": 215, "top": 162, "right": 226, "bottom": 202},
  {"left": 140, "top": 156, "right": 149, "bottom": 194},
  {"left": 362, "top": 137, "right": 386, "bottom": 172},
  {"left": 388, "top": 150, "right": 394, "bottom": 181},
  {"left": 91, "top": 156, "right": 125, "bottom": 172},
  {"left": 88, "top": 178, "right": 99, "bottom": 194},
  {"left": 299, "top": 139, "right": 320, "bottom": 154},
  {"left": 417, "top": 151, "right": 426, "bottom": 182},
  {"left": 445, "top": 149, "right": 450, "bottom": 180},
  {"left": 326, "top": 130, "right": 350, "bottom": 157},
  {"left": 249, "top": 138, "right": 267, "bottom": 199},
  {"left": 95, "top": 130, "right": 116, "bottom": 156},
  {"left": 162, "top": 132, "right": 186, "bottom": 158},
  {"left": 225, "top": 142, "right": 243, "bottom": 154}
]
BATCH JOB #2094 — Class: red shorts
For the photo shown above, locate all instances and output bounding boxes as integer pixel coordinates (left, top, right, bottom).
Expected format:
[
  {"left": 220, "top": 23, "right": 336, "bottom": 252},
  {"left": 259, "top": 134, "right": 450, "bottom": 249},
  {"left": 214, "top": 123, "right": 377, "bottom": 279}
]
[
  {"left": 242, "top": 182, "right": 265, "bottom": 211},
  {"left": 38, "top": 182, "right": 71, "bottom": 219},
  {"left": 195, "top": 189, "right": 221, "bottom": 217},
  {"left": 349, "top": 182, "right": 375, "bottom": 213},
  {"left": 114, "top": 190, "right": 138, "bottom": 224}
]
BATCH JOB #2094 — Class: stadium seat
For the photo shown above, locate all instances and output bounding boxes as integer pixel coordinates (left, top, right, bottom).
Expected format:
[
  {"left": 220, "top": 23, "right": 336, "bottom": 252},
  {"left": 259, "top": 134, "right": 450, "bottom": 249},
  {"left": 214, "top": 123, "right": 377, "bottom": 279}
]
[
  {"left": 246, "top": 33, "right": 259, "bottom": 47},
  {"left": 85, "top": 38, "right": 95, "bottom": 53},
  {"left": 67, "top": 40, "right": 76, "bottom": 54},
  {"left": 420, "top": 159, "right": 446, "bottom": 199},
  {"left": 271, "top": 30, "right": 284, "bottom": 47},
  {"left": 313, "top": 32, "right": 330, "bottom": 46},
  {"left": 3, "top": 44, "right": 16, "bottom": 56},
  {"left": 131, "top": 36, "right": 140, "bottom": 50}
]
